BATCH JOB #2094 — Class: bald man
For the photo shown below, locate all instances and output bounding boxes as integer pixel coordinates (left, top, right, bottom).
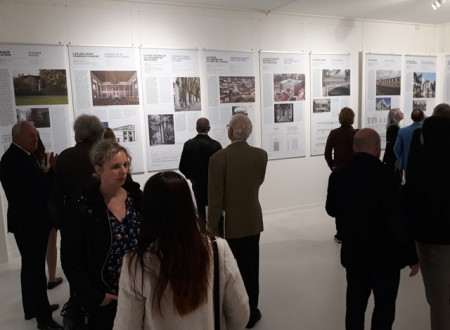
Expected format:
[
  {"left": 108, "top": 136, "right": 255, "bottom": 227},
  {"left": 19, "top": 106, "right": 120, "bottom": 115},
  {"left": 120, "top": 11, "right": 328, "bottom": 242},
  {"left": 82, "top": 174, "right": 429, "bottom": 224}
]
[
  {"left": 326, "top": 128, "right": 419, "bottom": 330},
  {"left": 179, "top": 117, "right": 222, "bottom": 222}
]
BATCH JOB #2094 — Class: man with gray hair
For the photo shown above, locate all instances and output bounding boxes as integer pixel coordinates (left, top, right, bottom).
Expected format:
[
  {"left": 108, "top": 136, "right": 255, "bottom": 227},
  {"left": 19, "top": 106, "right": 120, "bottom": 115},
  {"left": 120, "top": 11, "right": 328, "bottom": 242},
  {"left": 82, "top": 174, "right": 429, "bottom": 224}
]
[
  {"left": 49, "top": 114, "right": 105, "bottom": 228},
  {"left": 208, "top": 113, "right": 268, "bottom": 328},
  {"left": 0, "top": 121, "right": 62, "bottom": 329},
  {"left": 48, "top": 114, "right": 104, "bottom": 329}
]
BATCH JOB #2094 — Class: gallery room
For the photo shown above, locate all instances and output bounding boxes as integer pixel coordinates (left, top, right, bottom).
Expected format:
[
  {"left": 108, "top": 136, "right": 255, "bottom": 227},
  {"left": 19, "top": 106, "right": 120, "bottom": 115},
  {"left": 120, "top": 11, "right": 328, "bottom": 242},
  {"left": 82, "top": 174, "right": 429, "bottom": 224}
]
[{"left": 1, "top": 0, "right": 449, "bottom": 329}]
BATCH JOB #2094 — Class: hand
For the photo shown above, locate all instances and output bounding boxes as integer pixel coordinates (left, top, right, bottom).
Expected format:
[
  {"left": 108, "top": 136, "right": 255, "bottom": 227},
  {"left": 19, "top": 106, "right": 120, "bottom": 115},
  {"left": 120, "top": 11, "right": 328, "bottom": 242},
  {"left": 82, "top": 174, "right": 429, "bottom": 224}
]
[
  {"left": 100, "top": 293, "right": 118, "bottom": 306},
  {"left": 49, "top": 152, "right": 58, "bottom": 169},
  {"left": 40, "top": 152, "right": 51, "bottom": 173},
  {"left": 409, "top": 263, "right": 420, "bottom": 277}
]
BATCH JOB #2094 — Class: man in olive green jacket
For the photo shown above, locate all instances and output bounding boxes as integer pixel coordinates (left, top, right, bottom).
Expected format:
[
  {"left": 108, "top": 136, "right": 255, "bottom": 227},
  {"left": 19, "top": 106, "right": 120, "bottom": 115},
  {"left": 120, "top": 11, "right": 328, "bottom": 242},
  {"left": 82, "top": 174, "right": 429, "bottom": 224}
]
[{"left": 208, "top": 113, "right": 268, "bottom": 329}]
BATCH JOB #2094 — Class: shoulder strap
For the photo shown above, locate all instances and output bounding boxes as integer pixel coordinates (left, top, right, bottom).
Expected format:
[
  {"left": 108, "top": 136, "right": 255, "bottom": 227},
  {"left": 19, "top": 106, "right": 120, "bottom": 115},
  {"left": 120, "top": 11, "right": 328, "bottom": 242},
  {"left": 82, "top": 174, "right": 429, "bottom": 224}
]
[{"left": 210, "top": 236, "right": 220, "bottom": 330}]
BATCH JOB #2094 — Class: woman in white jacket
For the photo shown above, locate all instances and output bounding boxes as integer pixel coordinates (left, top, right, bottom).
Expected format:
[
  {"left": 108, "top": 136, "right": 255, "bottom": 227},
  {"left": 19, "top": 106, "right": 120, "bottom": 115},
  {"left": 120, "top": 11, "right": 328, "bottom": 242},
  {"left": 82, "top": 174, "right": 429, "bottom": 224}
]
[{"left": 113, "top": 171, "right": 249, "bottom": 330}]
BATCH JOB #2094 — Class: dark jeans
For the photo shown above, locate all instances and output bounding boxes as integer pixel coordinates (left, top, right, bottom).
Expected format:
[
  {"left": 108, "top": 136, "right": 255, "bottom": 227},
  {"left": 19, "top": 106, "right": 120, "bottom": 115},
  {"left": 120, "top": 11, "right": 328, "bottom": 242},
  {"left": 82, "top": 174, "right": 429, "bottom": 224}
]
[
  {"left": 14, "top": 226, "right": 52, "bottom": 323},
  {"left": 345, "top": 266, "right": 400, "bottom": 330},
  {"left": 227, "top": 234, "right": 260, "bottom": 318}
]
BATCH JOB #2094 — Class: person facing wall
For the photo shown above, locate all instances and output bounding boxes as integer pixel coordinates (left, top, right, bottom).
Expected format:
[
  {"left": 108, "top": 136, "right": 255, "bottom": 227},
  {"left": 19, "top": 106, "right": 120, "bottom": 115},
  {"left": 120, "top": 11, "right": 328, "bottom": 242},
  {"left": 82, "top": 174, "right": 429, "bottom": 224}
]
[{"left": 324, "top": 107, "right": 357, "bottom": 243}]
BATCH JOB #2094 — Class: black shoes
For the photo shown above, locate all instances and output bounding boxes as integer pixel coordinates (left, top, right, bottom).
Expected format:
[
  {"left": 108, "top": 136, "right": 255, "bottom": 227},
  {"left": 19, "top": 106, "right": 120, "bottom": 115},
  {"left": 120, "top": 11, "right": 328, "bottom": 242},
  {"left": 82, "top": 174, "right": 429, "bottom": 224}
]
[
  {"left": 37, "top": 319, "right": 63, "bottom": 330},
  {"left": 246, "top": 308, "right": 262, "bottom": 328},
  {"left": 47, "top": 277, "right": 63, "bottom": 290},
  {"left": 25, "top": 304, "right": 59, "bottom": 320}
]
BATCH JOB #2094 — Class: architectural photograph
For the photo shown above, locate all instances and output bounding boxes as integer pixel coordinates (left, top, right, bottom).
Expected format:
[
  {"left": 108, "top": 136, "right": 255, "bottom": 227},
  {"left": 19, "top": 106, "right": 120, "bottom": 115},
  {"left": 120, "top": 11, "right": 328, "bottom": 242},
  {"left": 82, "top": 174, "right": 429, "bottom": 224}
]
[
  {"left": 219, "top": 76, "right": 255, "bottom": 103},
  {"left": 274, "top": 103, "right": 294, "bottom": 123},
  {"left": 376, "top": 97, "right": 391, "bottom": 110},
  {"left": 91, "top": 70, "right": 139, "bottom": 106},
  {"left": 376, "top": 70, "right": 401, "bottom": 95},
  {"left": 148, "top": 114, "right": 175, "bottom": 145},
  {"left": 273, "top": 73, "right": 305, "bottom": 101},
  {"left": 322, "top": 69, "right": 350, "bottom": 96},
  {"left": 312, "top": 98, "right": 331, "bottom": 113},
  {"left": 413, "top": 72, "right": 436, "bottom": 98},
  {"left": 13, "top": 69, "right": 68, "bottom": 105},
  {"left": 173, "top": 76, "right": 201, "bottom": 111}
]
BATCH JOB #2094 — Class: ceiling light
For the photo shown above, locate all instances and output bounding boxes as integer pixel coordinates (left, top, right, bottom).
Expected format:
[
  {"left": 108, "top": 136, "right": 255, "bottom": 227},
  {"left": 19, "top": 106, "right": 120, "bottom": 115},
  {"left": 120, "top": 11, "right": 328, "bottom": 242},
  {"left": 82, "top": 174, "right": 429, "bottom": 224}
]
[{"left": 432, "top": 0, "right": 446, "bottom": 10}]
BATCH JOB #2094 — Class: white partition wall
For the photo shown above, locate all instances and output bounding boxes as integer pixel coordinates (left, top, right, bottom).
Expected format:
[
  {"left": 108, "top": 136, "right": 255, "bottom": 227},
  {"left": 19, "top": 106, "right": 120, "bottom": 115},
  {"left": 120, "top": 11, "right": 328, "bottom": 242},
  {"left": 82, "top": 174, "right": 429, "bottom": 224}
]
[{"left": 0, "top": 0, "right": 446, "bottom": 262}]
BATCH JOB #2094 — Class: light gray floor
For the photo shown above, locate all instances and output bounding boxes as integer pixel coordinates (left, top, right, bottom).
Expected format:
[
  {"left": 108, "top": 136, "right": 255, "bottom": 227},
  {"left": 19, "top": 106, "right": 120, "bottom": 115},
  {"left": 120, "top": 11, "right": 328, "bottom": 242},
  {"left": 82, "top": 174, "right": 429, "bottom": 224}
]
[{"left": 0, "top": 207, "right": 430, "bottom": 329}]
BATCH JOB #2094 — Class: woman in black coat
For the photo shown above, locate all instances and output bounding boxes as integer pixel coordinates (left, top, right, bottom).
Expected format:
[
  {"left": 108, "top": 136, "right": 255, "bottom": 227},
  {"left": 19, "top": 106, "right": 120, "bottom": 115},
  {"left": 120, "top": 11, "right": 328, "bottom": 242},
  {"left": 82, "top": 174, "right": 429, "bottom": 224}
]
[{"left": 61, "top": 140, "right": 141, "bottom": 330}]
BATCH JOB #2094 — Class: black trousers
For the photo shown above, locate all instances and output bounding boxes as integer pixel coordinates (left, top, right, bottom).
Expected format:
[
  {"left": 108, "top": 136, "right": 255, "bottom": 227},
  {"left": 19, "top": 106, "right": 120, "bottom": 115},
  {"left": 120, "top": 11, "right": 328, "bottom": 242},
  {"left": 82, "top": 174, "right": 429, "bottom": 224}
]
[
  {"left": 227, "top": 234, "right": 260, "bottom": 318},
  {"left": 14, "top": 225, "right": 52, "bottom": 324},
  {"left": 87, "top": 300, "right": 117, "bottom": 330},
  {"left": 345, "top": 266, "right": 400, "bottom": 330},
  {"left": 192, "top": 184, "right": 207, "bottom": 219}
]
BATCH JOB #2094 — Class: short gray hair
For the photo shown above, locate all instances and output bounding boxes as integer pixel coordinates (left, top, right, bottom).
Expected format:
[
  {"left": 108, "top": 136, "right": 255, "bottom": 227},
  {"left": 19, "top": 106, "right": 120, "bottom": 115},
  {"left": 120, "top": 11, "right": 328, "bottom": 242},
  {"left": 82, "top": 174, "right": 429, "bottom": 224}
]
[
  {"left": 74, "top": 114, "right": 105, "bottom": 143},
  {"left": 90, "top": 139, "right": 130, "bottom": 168},
  {"left": 12, "top": 121, "right": 35, "bottom": 141},
  {"left": 228, "top": 114, "right": 252, "bottom": 140}
]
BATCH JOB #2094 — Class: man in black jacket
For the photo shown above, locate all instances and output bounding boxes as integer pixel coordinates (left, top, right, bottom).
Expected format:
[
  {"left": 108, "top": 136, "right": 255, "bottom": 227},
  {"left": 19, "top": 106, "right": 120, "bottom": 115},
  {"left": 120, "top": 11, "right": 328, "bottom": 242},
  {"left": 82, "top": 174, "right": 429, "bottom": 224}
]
[
  {"left": 0, "top": 121, "right": 62, "bottom": 330},
  {"left": 179, "top": 117, "right": 221, "bottom": 222},
  {"left": 326, "top": 128, "right": 419, "bottom": 330}
]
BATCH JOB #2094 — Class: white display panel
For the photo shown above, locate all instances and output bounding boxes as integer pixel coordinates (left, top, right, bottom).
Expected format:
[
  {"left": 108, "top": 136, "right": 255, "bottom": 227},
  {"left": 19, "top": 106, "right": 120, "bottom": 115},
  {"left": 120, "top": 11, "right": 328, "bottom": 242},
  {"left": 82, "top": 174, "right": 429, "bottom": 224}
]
[
  {"left": 364, "top": 54, "right": 402, "bottom": 144},
  {"left": 310, "top": 54, "right": 351, "bottom": 156},
  {"left": 403, "top": 55, "right": 436, "bottom": 124},
  {"left": 259, "top": 52, "right": 306, "bottom": 160},
  {"left": 68, "top": 46, "right": 145, "bottom": 173},
  {"left": 203, "top": 50, "right": 256, "bottom": 148},
  {"left": 0, "top": 44, "right": 71, "bottom": 155},
  {"left": 140, "top": 48, "right": 200, "bottom": 171}
]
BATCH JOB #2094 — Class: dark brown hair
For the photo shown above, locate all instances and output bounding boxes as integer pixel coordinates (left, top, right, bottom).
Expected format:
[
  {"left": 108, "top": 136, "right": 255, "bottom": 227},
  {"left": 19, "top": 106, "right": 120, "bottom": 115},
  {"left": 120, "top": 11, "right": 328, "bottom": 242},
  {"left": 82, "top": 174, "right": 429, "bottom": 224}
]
[
  {"left": 338, "top": 107, "right": 355, "bottom": 126},
  {"left": 130, "top": 171, "right": 210, "bottom": 316}
]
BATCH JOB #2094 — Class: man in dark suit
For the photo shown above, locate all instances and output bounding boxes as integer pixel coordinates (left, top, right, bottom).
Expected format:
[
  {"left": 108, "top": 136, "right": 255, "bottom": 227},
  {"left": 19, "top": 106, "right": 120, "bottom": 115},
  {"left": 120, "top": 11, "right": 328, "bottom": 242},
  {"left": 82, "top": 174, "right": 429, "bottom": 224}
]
[
  {"left": 179, "top": 117, "right": 222, "bottom": 221},
  {"left": 208, "top": 114, "right": 268, "bottom": 329},
  {"left": 326, "top": 128, "right": 419, "bottom": 330},
  {"left": 0, "top": 121, "right": 62, "bottom": 330}
]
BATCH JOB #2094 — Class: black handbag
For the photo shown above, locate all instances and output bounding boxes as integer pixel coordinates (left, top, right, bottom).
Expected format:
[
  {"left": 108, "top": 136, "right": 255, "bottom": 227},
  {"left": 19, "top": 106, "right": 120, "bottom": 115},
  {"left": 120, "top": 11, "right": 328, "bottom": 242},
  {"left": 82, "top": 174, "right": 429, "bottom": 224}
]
[{"left": 210, "top": 236, "right": 220, "bottom": 330}]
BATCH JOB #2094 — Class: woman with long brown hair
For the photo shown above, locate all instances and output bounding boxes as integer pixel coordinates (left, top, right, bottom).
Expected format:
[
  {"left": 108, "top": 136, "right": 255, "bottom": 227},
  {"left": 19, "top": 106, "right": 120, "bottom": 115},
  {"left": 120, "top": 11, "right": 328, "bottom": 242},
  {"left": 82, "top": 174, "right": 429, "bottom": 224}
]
[{"left": 113, "top": 171, "right": 249, "bottom": 329}]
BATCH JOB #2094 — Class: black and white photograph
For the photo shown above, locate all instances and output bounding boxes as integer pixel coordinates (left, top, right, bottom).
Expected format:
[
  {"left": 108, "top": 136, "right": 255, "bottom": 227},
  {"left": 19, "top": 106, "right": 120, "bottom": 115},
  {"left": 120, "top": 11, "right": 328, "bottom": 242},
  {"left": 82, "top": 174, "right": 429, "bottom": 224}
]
[
  {"left": 148, "top": 114, "right": 175, "bottom": 146},
  {"left": 104, "top": 123, "right": 137, "bottom": 143},
  {"left": 322, "top": 69, "right": 350, "bottom": 96},
  {"left": 13, "top": 69, "right": 68, "bottom": 105},
  {"left": 219, "top": 76, "right": 255, "bottom": 103},
  {"left": 232, "top": 106, "right": 248, "bottom": 116},
  {"left": 413, "top": 99, "right": 427, "bottom": 112},
  {"left": 274, "top": 103, "right": 294, "bottom": 123},
  {"left": 173, "top": 77, "right": 201, "bottom": 111},
  {"left": 16, "top": 107, "right": 50, "bottom": 128},
  {"left": 375, "top": 97, "right": 391, "bottom": 111},
  {"left": 313, "top": 98, "right": 331, "bottom": 113},
  {"left": 413, "top": 72, "right": 436, "bottom": 98},
  {"left": 273, "top": 73, "right": 305, "bottom": 101},
  {"left": 90, "top": 71, "right": 139, "bottom": 106},
  {"left": 376, "top": 70, "right": 401, "bottom": 96}
]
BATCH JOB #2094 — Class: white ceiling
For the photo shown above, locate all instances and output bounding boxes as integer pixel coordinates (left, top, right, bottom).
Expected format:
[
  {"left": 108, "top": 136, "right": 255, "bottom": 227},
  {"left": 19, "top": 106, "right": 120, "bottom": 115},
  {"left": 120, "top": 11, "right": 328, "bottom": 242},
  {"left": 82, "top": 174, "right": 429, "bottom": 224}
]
[{"left": 117, "top": 0, "right": 450, "bottom": 25}]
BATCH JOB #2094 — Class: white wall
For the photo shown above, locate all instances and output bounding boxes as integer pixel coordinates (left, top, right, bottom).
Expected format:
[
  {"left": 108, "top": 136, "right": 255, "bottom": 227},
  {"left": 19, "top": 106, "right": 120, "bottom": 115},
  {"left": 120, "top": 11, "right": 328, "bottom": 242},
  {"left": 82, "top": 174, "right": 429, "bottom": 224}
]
[{"left": 0, "top": 0, "right": 446, "bottom": 262}]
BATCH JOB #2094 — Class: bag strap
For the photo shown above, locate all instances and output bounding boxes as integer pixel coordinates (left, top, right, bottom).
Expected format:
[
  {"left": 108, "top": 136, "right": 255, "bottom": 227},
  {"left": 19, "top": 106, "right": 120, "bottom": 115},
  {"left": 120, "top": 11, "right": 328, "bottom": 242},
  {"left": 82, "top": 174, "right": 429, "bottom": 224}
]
[{"left": 210, "top": 236, "right": 220, "bottom": 330}]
